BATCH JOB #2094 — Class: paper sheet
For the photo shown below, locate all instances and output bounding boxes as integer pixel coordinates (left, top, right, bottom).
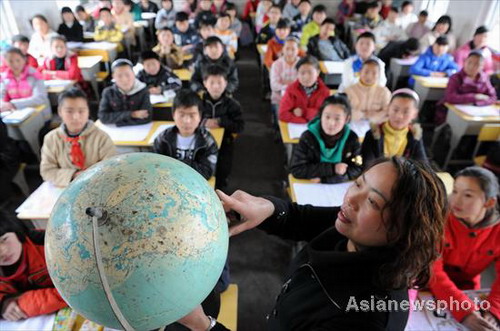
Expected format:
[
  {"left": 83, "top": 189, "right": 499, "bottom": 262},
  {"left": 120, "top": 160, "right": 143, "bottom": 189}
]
[
  {"left": 148, "top": 124, "right": 175, "bottom": 143},
  {"left": 455, "top": 104, "right": 500, "bottom": 117},
  {"left": 349, "top": 119, "right": 371, "bottom": 139},
  {"left": 43, "top": 80, "right": 73, "bottom": 87},
  {"left": 322, "top": 61, "right": 344, "bottom": 74},
  {"left": 98, "top": 122, "right": 153, "bottom": 142},
  {"left": 288, "top": 123, "right": 308, "bottom": 139},
  {"left": 16, "top": 182, "right": 65, "bottom": 219},
  {"left": 66, "top": 41, "right": 84, "bottom": 49},
  {"left": 293, "top": 182, "right": 352, "bottom": 207},
  {"left": 417, "top": 76, "right": 449, "bottom": 86},
  {"left": 0, "top": 314, "right": 56, "bottom": 331},
  {"left": 1, "top": 107, "right": 34, "bottom": 124},
  {"left": 393, "top": 57, "right": 418, "bottom": 65},
  {"left": 141, "top": 12, "right": 157, "bottom": 19},
  {"left": 150, "top": 90, "right": 176, "bottom": 104},
  {"left": 81, "top": 41, "right": 117, "bottom": 50}
]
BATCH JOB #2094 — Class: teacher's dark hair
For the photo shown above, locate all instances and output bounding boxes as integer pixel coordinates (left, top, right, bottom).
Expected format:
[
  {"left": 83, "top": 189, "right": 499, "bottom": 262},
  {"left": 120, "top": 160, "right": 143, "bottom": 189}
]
[{"left": 369, "top": 157, "right": 447, "bottom": 290}]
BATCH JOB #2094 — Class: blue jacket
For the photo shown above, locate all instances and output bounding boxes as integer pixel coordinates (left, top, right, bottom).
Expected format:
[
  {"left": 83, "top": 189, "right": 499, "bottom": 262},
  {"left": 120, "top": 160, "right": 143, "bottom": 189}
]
[{"left": 409, "top": 47, "right": 458, "bottom": 86}]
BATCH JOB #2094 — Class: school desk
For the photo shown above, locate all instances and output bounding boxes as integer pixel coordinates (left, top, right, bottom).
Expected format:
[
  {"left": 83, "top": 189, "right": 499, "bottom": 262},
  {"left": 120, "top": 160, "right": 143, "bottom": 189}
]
[
  {"left": 44, "top": 80, "right": 77, "bottom": 107},
  {"left": 412, "top": 75, "right": 449, "bottom": 108},
  {"left": 257, "top": 44, "right": 267, "bottom": 69},
  {"left": 279, "top": 121, "right": 307, "bottom": 164},
  {"left": 78, "top": 55, "right": 102, "bottom": 98},
  {"left": 72, "top": 41, "right": 118, "bottom": 64},
  {"left": 174, "top": 68, "right": 193, "bottom": 81},
  {"left": 442, "top": 103, "right": 500, "bottom": 169},
  {"left": 389, "top": 57, "right": 417, "bottom": 90},
  {"left": 319, "top": 61, "right": 344, "bottom": 86},
  {"left": 5, "top": 105, "right": 46, "bottom": 160},
  {"left": 15, "top": 181, "right": 64, "bottom": 227}
]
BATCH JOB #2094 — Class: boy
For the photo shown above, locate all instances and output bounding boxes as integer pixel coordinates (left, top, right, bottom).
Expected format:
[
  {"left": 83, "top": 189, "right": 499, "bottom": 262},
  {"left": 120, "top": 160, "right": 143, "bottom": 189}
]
[
  {"left": 300, "top": 4, "right": 326, "bottom": 48},
  {"left": 111, "top": 0, "right": 135, "bottom": 44},
  {"left": 225, "top": 2, "right": 242, "bottom": 37},
  {"left": 200, "top": 64, "right": 244, "bottom": 188},
  {"left": 98, "top": 59, "right": 152, "bottom": 126},
  {"left": 191, "top": 36, "right": 238, "bottom": 94},
  {"left": 137, "top": 51, "right": 182, "bottom": 95},
  {"left": 192, "top": 21, "right": 215, "bottom": 63},
  {"left": 339, "top": 31, "right": 387, "bottom": 92},
  {"left": 194, "top": 0, "right": 217, "bottom": 29},
  {"left": 256, "top": 4, "right": 282, "bottom": 45},
  {"left": 155, "top": 0, "right": 176, "bottom": 29},
  {"left": 173, "top": 11, "right": 200, "bottom": 53},
  {"left": 153, "top": 89, "right": 218, "bottom": 180},
  {"left": 0, "top": 35, "right": 38, "bottom": 72},
  {"left": 398, "top": 0, "right": 417, "bottom": 30},
  {"left": 153, "top": 27, "right": 184, "bottom": 69},
  {"left": 264, "top": 18, "right": 295, "bottom": 70},
  {"left": 357, "top": 1, "right": 382, "bottom": 30},
  {"left": 292, "top": 0, "right": 312, "bottom": 34},
  {"left": 215, "top": 13, "right": 238, "bottom": 57},
  {"left": 405, "top": 10, "right": 430, "bottom": 39},
  {"left": 94, "top": 7, "right": 124, "bottom": 52},
  {"left": 373, "top": 7, "right": 406, "bottom": 49},
  {"left": 75, "top": 5, "right": 96, "bottom": 33},
  {"left": 307, "top": 18, "right": 350, "bottom": 61},
  {"left": 41, "top": 88, "right": 115, "bottom": 187}
]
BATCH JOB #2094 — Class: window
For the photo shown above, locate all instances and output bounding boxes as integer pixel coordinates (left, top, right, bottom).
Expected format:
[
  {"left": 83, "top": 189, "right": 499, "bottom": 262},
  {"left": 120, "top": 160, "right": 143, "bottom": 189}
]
[
  {"left": 423, "top": 0, "right": 451, "bottom": 22},
  {"left": 0, "top": 0, "right": 19, "bottom": 43}
]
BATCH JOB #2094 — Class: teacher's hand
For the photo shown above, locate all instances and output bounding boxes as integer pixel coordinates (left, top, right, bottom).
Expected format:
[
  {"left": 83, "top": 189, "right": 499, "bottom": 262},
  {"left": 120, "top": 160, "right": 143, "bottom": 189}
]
[{"left": 216, "top": 190, "right": 275, "bottom": 237}]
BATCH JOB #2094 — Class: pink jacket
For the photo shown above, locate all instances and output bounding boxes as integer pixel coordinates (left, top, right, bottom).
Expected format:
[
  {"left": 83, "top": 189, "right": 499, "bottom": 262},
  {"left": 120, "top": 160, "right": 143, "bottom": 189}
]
[
  {"left": 454, "top": 41, "right": 496, "bottom": 75},
  {"left": 442, "top": 69, "right": 497, "bottom": 107}
]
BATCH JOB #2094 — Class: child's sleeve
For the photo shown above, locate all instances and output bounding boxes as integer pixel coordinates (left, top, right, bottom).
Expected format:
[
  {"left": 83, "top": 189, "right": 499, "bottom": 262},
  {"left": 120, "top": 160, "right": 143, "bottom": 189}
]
[
  {"left": 487, "top": 258, "right": 500, "bottom": 319},
  {"left": 97, "top": 131, "right": 116, "bottom": 160},
  {"left": 109, "top": 27, "right": 124, "bottom": 43},
  {"left": 0, "top": 79, "right": 8, "bottom": 102},
  {"left": 443, "top": 74, "right": 476, "bottom": 104},
  {"left": 40, "top": 135, "right": 76, "bottom": 187},
  {"left": 10, "top": 78, "right": 49, "bottom": 110},
  {"left": 152, "top": 133, "right": 171, "bottom": 156},
  {"left": 230, "top": 32, "right": 238, "bottom": 54},
  {"left": 361, "top": 130, "right": 377, "bottom": 168},
  {"left": 345, "top": 134, "right": 362, "bottom": 180},
  {"left": 93, "top": 27, "right": 105, "bottom": 41},
  {"left": 190, "top": 65, "right": 204, "bottom": 92},
  {"left": 270, "top": 61, "right": 286, "bottom": 93},
  {"left": 477, "top": 78, "right": 498, "bottom": 106},
  {"left": 409, "top": 56, "right": 432, "bottom": 77},
  {"left": 192, "top": 133, "right": 218, "bottom": 180},
  {"left": 16, "top": 288, "right": 67, "bottom": 318},
  {"left": 444, "top": 57, "right": 459, "bottom": 77},
  {"left": 53, "top": 56, "right": 82, "bottom": 81},
  {"left": 290, "top": 133, "right": 336, "bottom": 179},
  {"left": 263, "top": 41, "right": 274, "bottom": 70},
  {"left": 278, "top": 87, "right": 307, "bottom": 123},
  {"left": 226, "top": 64, "right": 239, "bottom": 93},
  {"left": 98, "top": 89, "right": 133, "bottom": 124},
  {"left": 218, "top": 99, "right": 244, "bottom": 134},
  {"left": 412, "top": 139, "right": 428, "bottom": 163},
  {"left": 162, "top": 71, "right": 182, "bottom": 92}
]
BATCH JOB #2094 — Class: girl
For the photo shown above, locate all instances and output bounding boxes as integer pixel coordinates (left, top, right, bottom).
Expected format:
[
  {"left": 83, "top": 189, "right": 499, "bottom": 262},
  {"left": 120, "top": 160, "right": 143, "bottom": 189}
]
[
  {"left": 57, "top": 7, "right": 84, "bottom": 42},
  {"left": 153, "top": 27, "right": 185, "bottom": 69},
  {"left": 361, "top": 88, "right": 427, "bottom": 167},
  {"left": 429, "top": 167, "right": 499, "bottom": 330},
  {"left": 28, "top": 14, "right": 58, "bottom": 64},
  {"left": 0, "top": 47, "right": 51, "bottom": 121},
  {"left": 290, "top": 94, "right": 362, "bottom": 184},
  {"left": 270, "top": 36, "right": 300, "bottom": 106},
  {"left": 454, "top": 26, "right": 496, "bottom": 75},
  {"left": 419, "top": 15, "right": 457, "bottom": 53},
  {"left": 75, "top": 5, "right": 96, "bottom": 33},
  {"left": 155, "top": 0, "right": 176, "bottom": 30},
  {"left": 0, "top": 210, "right": 67, "bottom": 321},
  {"left": 178, "top": 156, "right": 448, "bottom": 330},
  {"left": 278, "top": 55, "right": 330, "bottom": 123}
]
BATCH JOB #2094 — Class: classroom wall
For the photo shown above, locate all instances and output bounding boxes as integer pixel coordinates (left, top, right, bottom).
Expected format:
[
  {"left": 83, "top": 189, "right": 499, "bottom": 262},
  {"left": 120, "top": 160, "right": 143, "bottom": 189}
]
[{"left": 10, "top": 1, "right": 62, "bottom": 37}]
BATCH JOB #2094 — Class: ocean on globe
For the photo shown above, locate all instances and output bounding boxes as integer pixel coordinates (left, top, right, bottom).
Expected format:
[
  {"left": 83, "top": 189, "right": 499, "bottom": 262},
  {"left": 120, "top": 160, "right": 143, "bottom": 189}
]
[{"left": 45, "top": 153, "right": 228, "bottom": 330}]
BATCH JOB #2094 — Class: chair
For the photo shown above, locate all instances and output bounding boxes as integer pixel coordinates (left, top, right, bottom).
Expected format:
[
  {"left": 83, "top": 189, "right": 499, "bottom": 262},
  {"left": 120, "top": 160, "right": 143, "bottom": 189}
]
[{"left": 472, "top": 124, "right": 500, "bottom": 166}]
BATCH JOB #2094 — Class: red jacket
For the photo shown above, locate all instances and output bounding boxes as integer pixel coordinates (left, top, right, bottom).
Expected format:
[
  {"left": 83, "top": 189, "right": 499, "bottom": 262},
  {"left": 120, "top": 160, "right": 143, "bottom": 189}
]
[
  {"left": 429, "top": 213, "right": 500, "bottom": 322},
  {"left": 39, "top": 53, "right": 84, "bottom": 83},
  {"left": 279, "top": 79, "right": 330, "bottom": 123},
  {"left": 0, "top": 232, "right": 67, "bottom": 317},
  {"left": 0, "top": 54, "right": 38, "bottom": 72}
]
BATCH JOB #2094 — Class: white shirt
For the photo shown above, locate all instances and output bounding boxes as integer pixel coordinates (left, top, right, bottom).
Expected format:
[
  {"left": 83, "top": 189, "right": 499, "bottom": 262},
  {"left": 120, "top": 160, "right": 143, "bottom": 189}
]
[
  {"left": 397, "top": 13, "right": 418, "bottom": 30},
  {"left": 176, "top": 134, "right": 196, "bottom": 160}
]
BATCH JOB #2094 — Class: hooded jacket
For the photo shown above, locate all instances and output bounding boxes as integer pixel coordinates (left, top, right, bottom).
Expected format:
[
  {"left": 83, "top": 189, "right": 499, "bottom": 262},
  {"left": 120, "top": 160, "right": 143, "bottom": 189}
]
[
  {"left": 200, "top": 91, "right": 244, "bottom": 136},
  {"left": 442, "top": 69, "right": 497, "bottom": 107},
  {"left": 279, "top": 79, "right": 330, "bottom": 124},
  {"left": 307, "top": 35, "right": 351, "bottom": 61},
  {"left": 409, "top": 47, "right": 459, "bottom": 86},
  {"left": 98, "top": 79, "right": 152, "bottom": 126},
  {"left": 57, "top": 21, "right": 84, "bottom": 42},
  {"left": 191, "top": 54, "right": 239, "bottom": 94},
  {"left": 137, "top": 65, "right": 182, "bottom": 93}
]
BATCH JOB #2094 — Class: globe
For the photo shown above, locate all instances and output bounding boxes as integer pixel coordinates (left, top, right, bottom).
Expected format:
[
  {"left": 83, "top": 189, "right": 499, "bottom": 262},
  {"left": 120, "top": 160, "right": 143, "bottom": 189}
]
[{"left": 45, "top": 153, "right": 229, "bottom": 330}]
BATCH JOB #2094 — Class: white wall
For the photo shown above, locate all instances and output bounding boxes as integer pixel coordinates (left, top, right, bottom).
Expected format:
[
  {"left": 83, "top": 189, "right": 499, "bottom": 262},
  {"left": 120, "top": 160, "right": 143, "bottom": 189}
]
[{"left": 9, "top": 0, "right": 62, "bottom": 37}]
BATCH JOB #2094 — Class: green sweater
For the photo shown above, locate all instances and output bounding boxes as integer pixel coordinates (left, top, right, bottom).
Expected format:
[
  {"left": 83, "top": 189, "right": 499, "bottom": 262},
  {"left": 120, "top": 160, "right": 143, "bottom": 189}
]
[{"left": 300, "top": 21, "right": 320, "bottom": 48}]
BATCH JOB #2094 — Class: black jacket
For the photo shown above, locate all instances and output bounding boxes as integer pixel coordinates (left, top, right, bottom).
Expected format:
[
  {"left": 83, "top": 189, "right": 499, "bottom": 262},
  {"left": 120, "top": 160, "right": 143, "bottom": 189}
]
[
  {"left": 307, "top": 35, "right": 351, "bottom": 61},
  {"left": 137, "top": 66, "right": 182, "bottom": 92},
  {"left": 194, "top": 10, "right": 217, "bottom": 29},
  {"left": 0, "top": 118, "right": 20, "bottom": 201},
  {"left": 361, "top": 123, "right": 428, "bottom": 168},
  {"left": 291, "top": 130, "right": 362, "bottom": 183},
  {"left": 200, "top": 92, "right": 244, "bottom": 136},
  {"left": 153, "top": 126, "right": 218, "bottom": 179},
  {"left": 256, "top": 24, "right": 275, "bottom": 44},
  {"left": 260, "top": 199, "right": 409, "bottom": 331},
  {"left": 98, "top": 82, "right": 152, "bottom": 127},
  {"left": 139, "top": 1, "right": 159, "bottom": 13},
  {"left": 57, "top": 22, "right": 84, "bottom": 42},
  {"left": 191, "top": 54, "right": 239, "bottom": 94}
]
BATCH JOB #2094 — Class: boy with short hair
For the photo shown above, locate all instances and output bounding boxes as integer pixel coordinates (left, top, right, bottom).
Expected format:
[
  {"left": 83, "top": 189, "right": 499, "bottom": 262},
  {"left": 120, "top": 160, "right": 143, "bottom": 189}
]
[
  {"left": 200, "top": 64, "right": 244, "bottom": 188},
  {"left": 405, "top": 10, "right": 430, "bottom": 39},
  {"left": 173, "top": 11, "right": 200, "bottom": 53},
  {"left": 192, "top": 21, "right": 215, "bottom": 63},
  {"left": 98, "top": 59, "right": 152, "bottom": 126},
  {"left": 0, "top": 35, "right": 38, "bottom": 72},
  {"left": 215, "top": 13, "right": 238, "bottom": 57},
  {"left": 153, "top": 89, "right": 218, "bottom": 180},
  {"left": 194, "top": 0, "right": 217, "bottom": 29},
  {"left": 292, "top": 0, "right": 312, "bottom": 34},
  {"left": 41, "top": 88, "right": 115, "bottom": 187},
  {"left": 256, "top": 4, "right": 282, "bottom": 44},
  {"left": 307, "top": 18, "right": 350, "bottom": 61},
  {"left": 75, "top": 5, "right": 96, "bottom": 32},
  {"left": 373, "top": 7, "right": 406, "bottom": 49},
  {"left": 300, "top": 4, "right": 326, "bottom": 48},
  {"left": 191, "top": 36, "right": 239, "bottom": 93},
  {"left": 155, "top": 0, "right": 176, "bottom": 29},
  {"left": 264, "top": 18, "right": 297, "bottom": 70},
  {"left": 357, "top": 1, "right": 382, "bottom": 30},
  {"left": 94, "top": 7, "right": 124, "bottom": 52},
  {"left": 137, "top": 51, "right": 182, "bottom": 95}
]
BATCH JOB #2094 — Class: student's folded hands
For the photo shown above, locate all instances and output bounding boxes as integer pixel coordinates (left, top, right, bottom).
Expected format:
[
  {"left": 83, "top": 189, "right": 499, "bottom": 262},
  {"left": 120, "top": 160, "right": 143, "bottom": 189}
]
[
  {"left": 131, "top": 110, "right": 149, "bottom": 119},
  {"left": 1, "top": 297, "right": 27, "bottom": 321}
]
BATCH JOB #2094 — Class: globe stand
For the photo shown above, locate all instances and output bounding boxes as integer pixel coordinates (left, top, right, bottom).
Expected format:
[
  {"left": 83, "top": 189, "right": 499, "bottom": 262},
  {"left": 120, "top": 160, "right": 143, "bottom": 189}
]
[{"left": 86, "top": 207, "right": 134, "bottom": 331}]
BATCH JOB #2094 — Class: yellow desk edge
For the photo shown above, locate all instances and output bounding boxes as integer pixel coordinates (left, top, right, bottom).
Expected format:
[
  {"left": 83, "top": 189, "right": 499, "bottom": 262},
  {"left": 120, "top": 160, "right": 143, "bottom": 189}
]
[
  {"left": 445, "top": 103, "right": 500, "bottom": 122},
  {"left": 174, "top": 68, "right": 193, "bottom": 81},
  {"left": 319, "top": 61, "right": 327, "bottom": 74},
  {"left": 77, "top": 55, "right": 103, "bottom": 68},
  {"left": 413, "top": 75, "right": 448, "bottom": 88},
  {"left": 218, "top": 284, "right": 238, "bottom": 331},
  {"left": 278, "top": 121, "right": 299, "bottom": 144},
  {"left": 288, "top": 174, "right": 316, "bottom": 203}
]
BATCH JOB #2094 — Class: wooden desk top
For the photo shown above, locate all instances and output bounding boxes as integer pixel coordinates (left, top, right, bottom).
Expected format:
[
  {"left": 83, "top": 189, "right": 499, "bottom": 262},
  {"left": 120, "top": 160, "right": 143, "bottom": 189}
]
[
  {"left": 319, "top": 61, "right": 344, "bottom": 75},
  {"left": 45, "top": 80, "right": 76, "bottom": 94},
  {"left": 279, "top": 121, "right": 299, "bottom": 144},
  {"left": 413, "top": 75, "right": 449, "bottom": 88},
  {"left": 77, "top": 55, "right": 102, "bottom": 69},
  {"left": 445, "top": 103, "right": 500, "bottom": 122},
  {"left": 288, "top": 174, "right": 315, "bottom": 202},
  {"left": 174, "top": 68, "right": 193, "bottom": 81}
]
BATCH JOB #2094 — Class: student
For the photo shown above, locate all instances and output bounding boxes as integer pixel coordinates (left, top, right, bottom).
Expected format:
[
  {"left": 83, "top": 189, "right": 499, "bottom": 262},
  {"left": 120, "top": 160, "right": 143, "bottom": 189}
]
[
  {"left": 225, "top": 2, "right": 242, "bottom": 38},
  {"left": 380, "top": 0, "right": 392, "bottom": 19},
  {"left": 94, "top": 7, "right": 124, "bottom": 52},
  {"left": 155, "top": 0, "right": 177, "bottom": 29},
  {"left": 194, "top": 0, "right": 217, "bottom": 29},
  {"left": 291, "top": 94, "right": 362, "bottom": 184},
  {"left": 405, "top": 10, "right": 430, "bottom": 40},
  {"left": 338, "top": 31, "right": 387, "bottom": 92},
  {"left": 419, "top": 15, "right": 456, "bottom": 53},
  {"left": 0, "top": 211, "right": 68, "bottom": 321},
  {"left": 0, "top": 47, "right": 51, "bottom": 121},
  {"left": 336, "top": 0, "right": 355, "bottom": 26},
  {"left": 378, "top": 37, "right": 419, "bottom": 74},
  {"left": 192, "top": 21, "right": 216, "bottom": 63},
  {"left": 28, "top": 14, "right": 58, "bottom": 63},
  {"left": 123, "top": 0, "right": 142, "bottom": 21},
  {"left": 397, "top": 0, "right": 417, "bottom": 30},
  {"left": 137, "top": 51, "right": 182, "bottom": 95},
  {"left": 181, "top": 0, "right": 199, "bottom": 18},
  {"left": 153, "top": 27, "right": 184, "bottom": 69},
  {"left": 92, "top": 0, "right": 112, "bottom": 19},
  {"left": 362, "top": 89, "right": 427, "bottom": 166},
  {"left": 256, "top": 4, "right": 282, "bottom": 45},
  {"left": 0, "top": 35, "right": 38, "bottom": 72},
  {"left": 75, "top": 5, "right": 96, "bottom": 33},
  {"left": 279, "top": 55, "right": 330, "bottom": 124},
  {"left": 173, "top": 11, "right": 200, "bottom": 53},
  {"left": 429, "top": 167, "right": 500, "bottom": 330},
  {"left": 183, "top": 156, "right": 447, "bottom": 330},
  {"left": 212, "top": 0, "right": 227, "bottom": 15},
  {"left": 357, "top": 1, "right": 382, "bottom": 30},
  {"left": 454, "top": 26, "right": 496, "bottom": 76},
  {"left": 264, "top": 19, "right": 293, "bottom": 70},
  {"left": 409, "top": 36, "right": 458, "bottom": 87},
  {"left": 300, "top": 4, "right": 326, "bottom": 48},
  {"left": 57, "top": 7, "right": 84, "bottom": 42},
  {"left": 153, "top": 89, "right": 218, "bottom": 180},
  {"left": 373, "top": 7, "right": 406, "bottom": 49},
  {"left": 215, "top": 13, "right": 238, "bottom": 57},
  {"left": 242, "top": 0, "right": 259, "bottom": 22},
  {"left": 139, "top": 0, "right": 159, "bottom": 13},
  {"left": 307, "top": 18, "right": 350, "bottom": 62},
  {"left": 440, "top": 52, "right": 497, "bottom": 121},
  {"left": 292, "top": 0, "right": 312, "bottom": 34},
  {"left": 200, "top": 64, "right": 244, "bottom": 188},
  {"left": 270, "top": 36, "right": 301, "bottom": 106},
  {"left": 40, "top": 88, "right": 115, "bottom": 186},
  {"left": 345, "top": 59, "right": 391, "bottom": 125},
  {"left": 283, "top": 0, "right": 301, "bottom": 20},
  {"left": 191, "top": 36, "right": 238, "bottom": 93},
  {"left": 112, "top": 0, "right": 135, "bottom": 44},
  {"left": 255, "top": 0, "right": 273, "bottom": 33},
  {"left": 98, "top": 59, "right": 152, "bottom": 126}
]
